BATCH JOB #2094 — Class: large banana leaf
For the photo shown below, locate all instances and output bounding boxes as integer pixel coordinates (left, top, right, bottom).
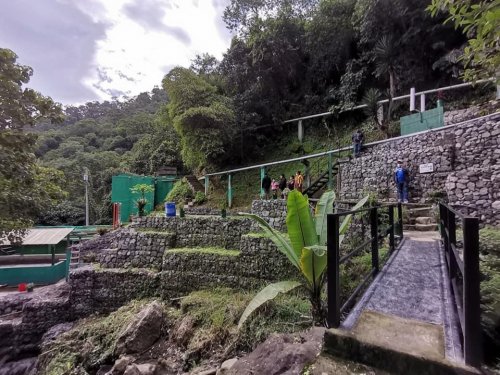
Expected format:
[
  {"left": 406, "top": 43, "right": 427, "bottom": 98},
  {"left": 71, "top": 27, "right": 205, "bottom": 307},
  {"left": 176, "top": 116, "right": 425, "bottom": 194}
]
[
  {"left": 286, "top": 190, "right": 318, "bottom": 257},
  {"left": 239, "top": 212, "right": 300, "bottom": 270},
  {"left": 238, "top": 280, "right": 302, "bottom": 329},
  {"left": 339, "top": 195, "right": 370, "bottom": 236},
  {"left": 314, "top": 190, "right": 336, "bottom": 246},
  {"left": 300, "top": 245, "right": 327, "bottom": 289}
]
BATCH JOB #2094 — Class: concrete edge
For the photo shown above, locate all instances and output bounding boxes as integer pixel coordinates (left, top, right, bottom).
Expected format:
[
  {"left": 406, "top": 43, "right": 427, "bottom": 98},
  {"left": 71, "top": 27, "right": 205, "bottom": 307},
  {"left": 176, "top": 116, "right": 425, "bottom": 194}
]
[{"left": 323, "top": 328, "right": 480, "bottom": 375}]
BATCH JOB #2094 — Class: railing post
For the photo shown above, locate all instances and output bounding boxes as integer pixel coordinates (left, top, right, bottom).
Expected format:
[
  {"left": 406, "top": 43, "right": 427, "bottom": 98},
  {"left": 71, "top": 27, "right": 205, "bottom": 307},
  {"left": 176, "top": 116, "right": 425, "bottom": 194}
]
[
  {"left": 397, "top": 203, "right": 403, "bottom": 238},
  {"left": 327, "top": 214, "right": 341, "bottom": 328},
  {"left": 204, "top": 176, "right": 209, "bottom": 196},
  {"left": 227, "top": 173, "right": 233, "bottom": 209},
  {"left": 448, "top": 211, "right": 457, "bottom": 279},
  {"left": 371, "top": 207, "right": 379, "bottom": 274},
  {"left": 388, "top": 205, "right": 395, "bottom": 253},
  {"left": 328, "top": 153, "right": 333, "bottom": 190},
  {"left": 462, "top": 217, "right": 482, "bottom": 367}
]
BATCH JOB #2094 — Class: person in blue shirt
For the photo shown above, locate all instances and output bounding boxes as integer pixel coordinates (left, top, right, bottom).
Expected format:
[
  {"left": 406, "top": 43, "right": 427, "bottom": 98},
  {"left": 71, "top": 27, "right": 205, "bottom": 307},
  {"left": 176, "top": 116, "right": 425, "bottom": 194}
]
[{"left": 394, "top": 160, "right": 409, "bottom": 203}]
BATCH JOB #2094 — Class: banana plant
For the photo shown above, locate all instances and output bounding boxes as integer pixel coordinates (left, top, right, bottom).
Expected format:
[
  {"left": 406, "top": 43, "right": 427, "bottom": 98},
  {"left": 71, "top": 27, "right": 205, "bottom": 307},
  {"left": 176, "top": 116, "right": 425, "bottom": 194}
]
[{"left": 238, "top": 190, "right": 369, "bottom": 327}]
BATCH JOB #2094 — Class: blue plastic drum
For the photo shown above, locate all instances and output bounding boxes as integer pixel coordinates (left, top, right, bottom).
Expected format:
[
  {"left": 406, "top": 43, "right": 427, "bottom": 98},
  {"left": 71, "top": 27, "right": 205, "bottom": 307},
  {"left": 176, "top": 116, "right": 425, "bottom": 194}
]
[{"left": 165, "top": 202, "right": 176, "bottom": 217}]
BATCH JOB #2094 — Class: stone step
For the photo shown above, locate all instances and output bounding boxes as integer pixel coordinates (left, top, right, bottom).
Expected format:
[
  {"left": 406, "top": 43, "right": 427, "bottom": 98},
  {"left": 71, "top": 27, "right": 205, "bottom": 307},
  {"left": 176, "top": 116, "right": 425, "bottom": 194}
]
[
  {"left": 415, "top": 216, "right": 435, "bottom": 225},
  {"left": 308, "top": 353, "right": 383, "bottom": 374},
  {"left": 415, "top": 223, "right": 438, "bottom": 231}
]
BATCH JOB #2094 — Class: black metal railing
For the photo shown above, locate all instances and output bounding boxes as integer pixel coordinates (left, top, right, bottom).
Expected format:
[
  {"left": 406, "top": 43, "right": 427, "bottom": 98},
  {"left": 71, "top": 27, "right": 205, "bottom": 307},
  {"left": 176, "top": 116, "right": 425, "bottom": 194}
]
[
  {"left": 326, "top": 203, "right": 403, "bottom": 328},
  {"left": 439, "top": 202, "right": 481, "bottom": 367}
]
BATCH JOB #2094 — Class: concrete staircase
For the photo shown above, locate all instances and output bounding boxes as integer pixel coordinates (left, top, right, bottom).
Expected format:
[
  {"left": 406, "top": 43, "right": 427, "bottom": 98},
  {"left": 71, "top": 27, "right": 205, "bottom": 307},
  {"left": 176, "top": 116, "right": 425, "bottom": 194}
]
[
  {"left": 404, "top": 206, "right": 438, "bottom": 232},
  {"left": 184, "top": 175, "right": 205, "bottom": 194},
  {"left": 303, "top": 157, "right": 351, "bottom": 198}
]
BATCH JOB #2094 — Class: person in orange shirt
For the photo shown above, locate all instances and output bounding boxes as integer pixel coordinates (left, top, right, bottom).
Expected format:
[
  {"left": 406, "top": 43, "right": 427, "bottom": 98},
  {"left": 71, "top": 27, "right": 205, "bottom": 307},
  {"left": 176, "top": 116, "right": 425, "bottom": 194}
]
[{"left": 294, "top": 171, "right": 304, "bottom": 193}]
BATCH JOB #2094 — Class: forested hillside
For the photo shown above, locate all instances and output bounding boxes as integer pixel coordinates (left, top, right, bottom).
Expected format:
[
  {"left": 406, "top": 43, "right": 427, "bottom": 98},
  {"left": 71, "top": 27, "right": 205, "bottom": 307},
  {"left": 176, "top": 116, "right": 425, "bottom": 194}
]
[{"left": 29, "top": 0, "right": 498, "bottom": 224}]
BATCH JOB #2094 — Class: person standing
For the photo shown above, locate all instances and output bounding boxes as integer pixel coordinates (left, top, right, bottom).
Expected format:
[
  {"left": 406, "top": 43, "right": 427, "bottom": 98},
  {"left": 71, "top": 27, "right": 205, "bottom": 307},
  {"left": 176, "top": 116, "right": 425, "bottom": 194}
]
[
  {"left": 262, "top": 173, "right": 271, "bottom": 200},
  {"left": 288, "top": 175, "right": 295, "bottom": 190},
  {"left": 352, "top": 129, "right": 364, "bottom": 158},
  {"left": 271, "top": 178, "right": 279, "bottom": 199},
  {"left": 279, "top": 174, "right": 287, "bottom": 198},
  {"left": 294, "top": 171, "right": 304, "bottom": 193},
  {"left": 394, "top": 160, "right": 409, "bottom": 203}
]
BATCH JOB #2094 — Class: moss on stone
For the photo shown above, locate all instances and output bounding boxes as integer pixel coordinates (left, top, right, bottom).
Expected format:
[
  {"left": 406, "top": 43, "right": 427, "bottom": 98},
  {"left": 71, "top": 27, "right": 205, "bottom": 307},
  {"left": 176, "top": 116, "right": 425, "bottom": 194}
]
[
  {"left": 244, "top": 232, "right": 268, "bottom": 238},
  {"left": 168, "top": 247, "right": 241, "bottom": 257},
  {"left": 135, "top": 228, "right": 174, "bottom": 235}
]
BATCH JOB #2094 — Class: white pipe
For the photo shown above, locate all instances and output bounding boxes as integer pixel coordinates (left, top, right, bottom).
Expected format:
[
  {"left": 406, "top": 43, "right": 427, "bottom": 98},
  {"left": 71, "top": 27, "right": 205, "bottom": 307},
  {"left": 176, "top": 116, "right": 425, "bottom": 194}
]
[{"left": 420, "top": 94, "right": 426, "bottom": 112}]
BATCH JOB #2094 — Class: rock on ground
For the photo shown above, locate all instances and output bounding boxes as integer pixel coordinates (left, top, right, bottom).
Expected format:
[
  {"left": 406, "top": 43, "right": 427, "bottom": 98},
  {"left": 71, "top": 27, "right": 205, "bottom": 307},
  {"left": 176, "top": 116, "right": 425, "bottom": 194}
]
[
  {"left": 115, "top": 301, "right": 164, "bottom": 355},
  {"left": 227, "top": 327, "right": 325, "bottom": 375},
  {"left": 0, "top": 357, "right": 37, "bottom": 375}
]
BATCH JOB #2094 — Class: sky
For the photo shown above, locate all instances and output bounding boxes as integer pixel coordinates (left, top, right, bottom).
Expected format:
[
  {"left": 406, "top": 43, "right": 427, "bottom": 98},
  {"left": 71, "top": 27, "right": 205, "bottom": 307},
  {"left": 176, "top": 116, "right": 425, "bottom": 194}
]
[{"left": 0, "top": 0, "right": 232, "bottom": 105}]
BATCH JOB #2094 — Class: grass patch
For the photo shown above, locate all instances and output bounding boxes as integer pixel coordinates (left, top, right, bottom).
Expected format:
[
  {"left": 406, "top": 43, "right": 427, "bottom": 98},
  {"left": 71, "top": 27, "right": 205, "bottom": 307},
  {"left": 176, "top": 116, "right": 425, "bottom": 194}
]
[
  {"left": 135, "top": 228, "right": 173, "bottom": 235},
  {"left": 168, "top": 247, "right": 241, "bottom": 257},
  {"left": 243, "top": 232, "right": 268, "bottom": 238},
  {"left": 180, "top": 287, "right": 311, "bottom": 352}
]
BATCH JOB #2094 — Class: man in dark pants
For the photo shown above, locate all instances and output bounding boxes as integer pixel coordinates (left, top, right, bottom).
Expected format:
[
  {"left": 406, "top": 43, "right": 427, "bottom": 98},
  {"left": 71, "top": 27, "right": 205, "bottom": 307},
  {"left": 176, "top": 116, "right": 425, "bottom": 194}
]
[
  {"left": 262, "top": 173, "right": 271, "bottom": 200},
  {"left": 394, "top": 160, "right": 409, "bottom": 203},
  {"left": 352, "top": 129, "right": 364, "bottom": 157}
]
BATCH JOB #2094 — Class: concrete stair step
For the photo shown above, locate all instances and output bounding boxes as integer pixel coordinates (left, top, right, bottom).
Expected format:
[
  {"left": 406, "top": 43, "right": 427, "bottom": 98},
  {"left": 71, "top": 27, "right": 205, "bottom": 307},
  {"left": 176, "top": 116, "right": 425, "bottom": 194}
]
[
  {"left": 307, "top": 353, "right": 384, "bottom": 374},
  {"left": 415, "top": 223, "right": 438, "bottom": 231},
  {"left": 415, "top": 216, "right": 435, "bottom": 225}
]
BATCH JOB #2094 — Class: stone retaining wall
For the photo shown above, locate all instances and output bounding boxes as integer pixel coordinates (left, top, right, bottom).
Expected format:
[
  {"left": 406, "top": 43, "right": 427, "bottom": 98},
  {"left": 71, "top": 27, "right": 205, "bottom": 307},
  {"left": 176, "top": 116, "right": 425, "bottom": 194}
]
[
  {"left": 132, "top": 216, "right": 254, "bottom": 249},
  {"left": 251, "top": 199, "right": 287, "bottom": 231},
  {"left": 99, "top": 230, "right": 175, "bottom": 269},
  {"left": 69, "top": 266, "right": 160, "bottom": 318},
  {"left": 339, "top": 113, "right": 500, "bottom": 225}
]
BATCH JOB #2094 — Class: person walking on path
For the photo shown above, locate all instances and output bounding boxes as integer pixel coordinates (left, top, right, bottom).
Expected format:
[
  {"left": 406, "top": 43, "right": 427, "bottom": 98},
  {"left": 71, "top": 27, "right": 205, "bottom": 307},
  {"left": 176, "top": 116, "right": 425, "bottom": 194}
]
[
  {"left": 352, "top": 129, "right": 364, "bottom": 158},
  {"left": 294, "top": 171, "right": 304, "bottom": 193},
  {"left": 394, "top": 160, "right": 409, "bottom": 203},
  {"left": 279, "top": 174, "right": 287, "bottom": 198},
  {"left": 288, "top": 175, "right": 295, "bottom": 190},
  {"left": 271, "top": 178, "right": 279, "bottom": 199},
  {"left": 262, "top": 173, "right": 271, "bottom": 200}
]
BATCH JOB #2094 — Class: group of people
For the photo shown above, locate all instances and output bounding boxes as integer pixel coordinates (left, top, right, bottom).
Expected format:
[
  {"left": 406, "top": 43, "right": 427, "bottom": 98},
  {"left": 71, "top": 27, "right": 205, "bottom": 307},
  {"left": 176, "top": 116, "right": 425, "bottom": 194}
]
[{"left": 261, "top": 171, "right": 304, "bottom": 199}]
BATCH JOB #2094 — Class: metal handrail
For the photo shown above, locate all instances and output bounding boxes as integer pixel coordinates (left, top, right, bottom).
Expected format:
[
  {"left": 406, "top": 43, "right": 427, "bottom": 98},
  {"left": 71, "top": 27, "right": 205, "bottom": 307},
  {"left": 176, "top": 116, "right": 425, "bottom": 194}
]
[
  {"left": 326, "top": 203, "right": 403, "bottom": 328},
  {"left": 283, "top": 78, "right": 495, "bottom": 124},
  {"left": 439, "top": 202, "right": 481, "bottom": 367},
  {"left": 202, "top": 112, "right": 499, "bottom": 177}
]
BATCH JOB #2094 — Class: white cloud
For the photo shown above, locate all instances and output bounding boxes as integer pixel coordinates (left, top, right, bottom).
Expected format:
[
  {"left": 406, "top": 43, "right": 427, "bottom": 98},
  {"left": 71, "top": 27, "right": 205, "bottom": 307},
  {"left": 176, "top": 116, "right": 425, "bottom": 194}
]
[{"left": 76, "top": 0, "right": 232, "bottom": 100}]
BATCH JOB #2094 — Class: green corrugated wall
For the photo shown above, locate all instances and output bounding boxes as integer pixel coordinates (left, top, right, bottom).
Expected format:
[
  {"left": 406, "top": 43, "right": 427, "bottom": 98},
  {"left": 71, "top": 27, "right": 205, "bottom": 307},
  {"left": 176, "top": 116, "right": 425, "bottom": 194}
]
[
  {"left": 111, "top": 174, "right": 176, "bottom": 222},
  {"left": 400, "top": 107, "right": 444, "bottom": 136}
]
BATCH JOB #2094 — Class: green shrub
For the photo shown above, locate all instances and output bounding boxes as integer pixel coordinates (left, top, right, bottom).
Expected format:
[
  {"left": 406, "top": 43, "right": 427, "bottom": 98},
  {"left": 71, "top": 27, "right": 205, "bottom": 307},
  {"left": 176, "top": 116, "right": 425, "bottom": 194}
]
[
  {"left": 165, "top": 179, "right": 193, "bottom": 204},
  {"left": 479, "top": 227, "right": 500, "bottom": 364},
  {"left": 194, "top": 191, "right": 206, "bottom": 205}
]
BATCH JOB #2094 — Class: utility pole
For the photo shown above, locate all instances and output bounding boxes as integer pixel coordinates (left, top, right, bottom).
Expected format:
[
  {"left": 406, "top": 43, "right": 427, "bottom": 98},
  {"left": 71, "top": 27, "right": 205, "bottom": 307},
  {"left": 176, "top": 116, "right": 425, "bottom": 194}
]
[{"left": 83, "top": 170, "right": 89, "bottom": 226}]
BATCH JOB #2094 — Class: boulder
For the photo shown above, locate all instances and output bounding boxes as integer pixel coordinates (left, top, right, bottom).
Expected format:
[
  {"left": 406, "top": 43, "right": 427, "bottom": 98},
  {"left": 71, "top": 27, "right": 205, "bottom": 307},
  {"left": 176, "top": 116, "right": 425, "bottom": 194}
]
[
  {"left": 123, "top": 363, "right": 156, "bottom": 375},
  {"left": 41, "top": 322, "right": 75, "bottom": 345},
  {"left": 227, "top": 327, "right": 325, "bottom": 375},
  {"left": 115, "top": 301, "right": 164, "bottom": 355},
  {"left": 216, "top": 357, "right": 238, "bottom": 375},
  {"left": 106, "top": 355, "right": 135, "bottom": 375},
  {"left": 171, "top": 315, "right": 195, "bottom": 348}
]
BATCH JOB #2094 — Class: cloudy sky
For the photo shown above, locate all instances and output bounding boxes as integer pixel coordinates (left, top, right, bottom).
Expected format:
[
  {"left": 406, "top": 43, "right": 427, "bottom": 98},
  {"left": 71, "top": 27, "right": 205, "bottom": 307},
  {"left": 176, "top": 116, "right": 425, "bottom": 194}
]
[{"left": 0, "top": 0, "right": 232, "bottom": 105}]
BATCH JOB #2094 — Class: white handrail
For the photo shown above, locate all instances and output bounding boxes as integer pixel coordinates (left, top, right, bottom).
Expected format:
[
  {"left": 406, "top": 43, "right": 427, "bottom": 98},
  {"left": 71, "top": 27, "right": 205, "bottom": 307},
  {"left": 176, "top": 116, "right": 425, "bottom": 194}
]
[{"left": 282, "top": 78, "right": 495, "bottom": 124}]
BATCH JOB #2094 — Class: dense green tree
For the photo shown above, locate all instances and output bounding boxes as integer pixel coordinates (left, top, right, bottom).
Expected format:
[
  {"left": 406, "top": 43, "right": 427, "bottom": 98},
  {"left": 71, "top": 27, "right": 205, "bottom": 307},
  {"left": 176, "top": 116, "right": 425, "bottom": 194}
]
[
  {"left": 428, "top": 0, "right": 500, "bottom": 81},
  {"left": 162, "top": 67, "right": 236, "bottom": 171},
  {"left": 0, "top": 49, "right": 66, "bottom": 240}
]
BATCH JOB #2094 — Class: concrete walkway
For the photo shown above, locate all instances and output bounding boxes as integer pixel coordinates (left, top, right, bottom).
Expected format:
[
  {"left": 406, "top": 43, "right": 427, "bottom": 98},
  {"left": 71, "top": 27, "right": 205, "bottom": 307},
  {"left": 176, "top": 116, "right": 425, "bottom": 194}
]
[{"left": 341, "top": 231, "right": 463, "bottom": 364}]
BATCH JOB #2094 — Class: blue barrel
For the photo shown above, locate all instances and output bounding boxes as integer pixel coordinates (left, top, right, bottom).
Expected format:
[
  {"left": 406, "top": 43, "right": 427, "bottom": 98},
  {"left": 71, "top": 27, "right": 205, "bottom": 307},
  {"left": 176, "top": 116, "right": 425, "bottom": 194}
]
[{"left": 165, "top": 202, "right": 176, "bottom": 217}]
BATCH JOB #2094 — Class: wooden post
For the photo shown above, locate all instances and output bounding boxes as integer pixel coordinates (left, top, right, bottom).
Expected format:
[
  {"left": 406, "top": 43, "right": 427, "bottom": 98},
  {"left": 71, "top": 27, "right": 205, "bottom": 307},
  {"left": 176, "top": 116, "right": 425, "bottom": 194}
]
[{"left": 327, "top": 214, "right": 341, "bottom": 328}]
